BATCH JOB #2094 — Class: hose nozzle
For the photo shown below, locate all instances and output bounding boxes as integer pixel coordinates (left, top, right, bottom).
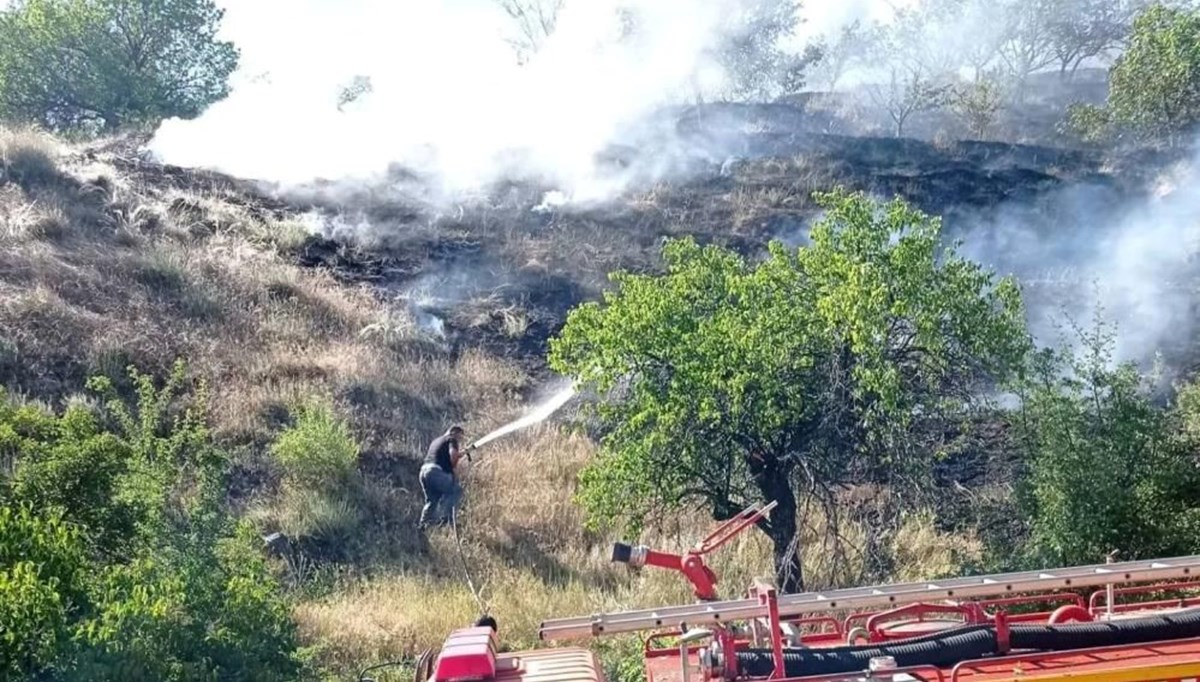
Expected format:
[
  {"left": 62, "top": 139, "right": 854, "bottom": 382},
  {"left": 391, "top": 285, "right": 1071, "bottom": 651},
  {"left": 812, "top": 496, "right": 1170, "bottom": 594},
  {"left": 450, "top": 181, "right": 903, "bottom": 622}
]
[{"left": 611, "top": 542, "right": 649, "bottom": 568}]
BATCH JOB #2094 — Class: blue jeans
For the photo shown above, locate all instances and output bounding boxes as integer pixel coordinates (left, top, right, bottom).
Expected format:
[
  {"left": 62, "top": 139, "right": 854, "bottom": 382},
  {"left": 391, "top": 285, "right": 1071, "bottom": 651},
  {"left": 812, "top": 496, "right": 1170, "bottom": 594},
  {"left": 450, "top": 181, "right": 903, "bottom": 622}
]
[{"left": 419, "top": 463, "right": 462, "bottom": 527}]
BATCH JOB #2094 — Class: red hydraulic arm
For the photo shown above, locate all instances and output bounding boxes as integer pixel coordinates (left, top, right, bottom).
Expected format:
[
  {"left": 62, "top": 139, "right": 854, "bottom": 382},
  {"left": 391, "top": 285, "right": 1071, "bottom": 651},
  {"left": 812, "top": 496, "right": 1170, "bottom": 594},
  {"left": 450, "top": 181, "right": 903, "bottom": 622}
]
[{"left": 610, "top": 502, "right": 778, "bottom": 601}]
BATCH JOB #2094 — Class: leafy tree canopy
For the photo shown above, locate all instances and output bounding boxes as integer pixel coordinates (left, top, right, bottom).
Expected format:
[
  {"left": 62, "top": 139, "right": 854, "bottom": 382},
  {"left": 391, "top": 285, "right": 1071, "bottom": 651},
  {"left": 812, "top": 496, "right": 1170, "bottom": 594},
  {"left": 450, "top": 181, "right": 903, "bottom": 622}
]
[
  {"left": 0, "top": 0, "right": 239, "bottom": 132},
  {"left": 1067, "top": 3, "right": 1200, "bottom": 143},
  {"left": 549, "top": 189, "right": 1031, "bottom": 592}
]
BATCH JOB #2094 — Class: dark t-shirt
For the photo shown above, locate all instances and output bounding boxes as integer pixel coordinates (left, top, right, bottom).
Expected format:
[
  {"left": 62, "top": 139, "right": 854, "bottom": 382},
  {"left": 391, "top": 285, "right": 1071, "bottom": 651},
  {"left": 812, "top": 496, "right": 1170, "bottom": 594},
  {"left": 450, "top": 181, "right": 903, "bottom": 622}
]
[{"left": 425, "top": 434, "right": 459, "bottom": 473}]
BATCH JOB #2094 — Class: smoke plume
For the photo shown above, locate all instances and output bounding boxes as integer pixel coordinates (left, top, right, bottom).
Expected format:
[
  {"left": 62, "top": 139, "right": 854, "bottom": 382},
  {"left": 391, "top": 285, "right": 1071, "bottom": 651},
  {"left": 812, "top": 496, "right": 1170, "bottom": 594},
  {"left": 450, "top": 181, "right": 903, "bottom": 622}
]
[
  {"left": 954, "top": 147, "right": 1200, "bottom": 368},
  {"left": 147, "top": 0, "right": 790, "bottom": 203},
  {"left": 144, "top": 0, "right": 1200, "bottom": 371}
]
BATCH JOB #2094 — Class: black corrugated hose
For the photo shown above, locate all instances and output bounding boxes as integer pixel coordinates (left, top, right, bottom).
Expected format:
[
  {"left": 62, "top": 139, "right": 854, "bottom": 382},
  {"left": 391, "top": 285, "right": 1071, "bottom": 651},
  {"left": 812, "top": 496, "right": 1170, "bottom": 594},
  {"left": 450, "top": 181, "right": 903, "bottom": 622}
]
[{"left": 734, "top": 608, "right": 1200, "bottom": 678}]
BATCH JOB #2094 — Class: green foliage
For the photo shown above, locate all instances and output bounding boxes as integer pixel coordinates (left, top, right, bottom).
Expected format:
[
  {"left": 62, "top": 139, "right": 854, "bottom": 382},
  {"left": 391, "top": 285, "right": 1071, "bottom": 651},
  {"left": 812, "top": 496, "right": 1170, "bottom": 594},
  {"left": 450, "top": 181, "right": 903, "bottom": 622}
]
[
  {"left": 1063, "top": 102, "right": 1115, "bottom": 143},
  {"left": 0, "top": 505, "right": 87, "bottom": 679},
  {"left": 74, "top": 525, "right": 302, "bottom": 681},
  {"left": 593, "top": 636, "right": 646, "bottom": 682},
  {"left": 0, "top": 362, "right": 304, "bottom": 680},
  {"left": 1076, "top": 3, "right": 1200, "bottom": 143},
  {"left": 1015, "top": 319, "right": 1200, "bottom": 566},
  {"left": 549, "top": 189, "right": 1030, "bottom": 589},
  {"left": 84, "top": 359, "right": 223, "bottom": 541},
  {"left": 712, "top": 0, "right": 808, "bottom": 100},
  {"left": 271, "top": 399, "right": 360, "bottom": 489},
  {"left": 0, "top": 561, "right": 71, "bottom": 678},
  {"left": 0, "top": 0, "right": 239, "bottom": 132},
  {"left": 5, "top": 405, "right": 139, "bottom": 558}
]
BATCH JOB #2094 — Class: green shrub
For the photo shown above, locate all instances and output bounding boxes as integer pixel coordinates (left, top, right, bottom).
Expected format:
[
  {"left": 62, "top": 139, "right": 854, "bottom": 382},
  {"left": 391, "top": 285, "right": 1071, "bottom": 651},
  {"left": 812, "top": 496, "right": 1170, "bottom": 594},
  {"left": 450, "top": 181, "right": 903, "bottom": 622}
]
[
  {"left": 271, "top": 400, "right": 360, "bottom": 488},
  {"left": 0, "top": 505, "right": 87, "bottom": 679},
  {"left": 1063, "top": 102, "right": 1115, "bottom": 144},
  {"left": 74, "top": 528, "right": 304, "bottom": 681},
  {"left": 1014, "top": 321, "right": 1200, "bottom": 566},
  {"left": 7, "top": 415, "right": 139, "bottom": 558},
  {"left": 593, "top": 636, "right": 646, "bottom": 682},
  {"left": 0, "top": 362, "right": 305, "bottom": 680},
  {"left": 0, "top": 504, "right": 89, "bottom": 608},
  {"left": 0, "top": 562, "right": 71, "bottom": 678}
]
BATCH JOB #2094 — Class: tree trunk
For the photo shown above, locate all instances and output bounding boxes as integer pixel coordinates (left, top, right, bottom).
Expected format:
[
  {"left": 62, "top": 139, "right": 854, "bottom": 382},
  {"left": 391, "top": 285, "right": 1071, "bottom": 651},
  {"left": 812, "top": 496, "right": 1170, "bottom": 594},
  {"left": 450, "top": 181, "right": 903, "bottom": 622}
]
[
  {"left": 748, "top": 453, "right": 804, "bottom": 593},
  {"left": 764, "top": 483, "right": 803, "bottom": 593}
]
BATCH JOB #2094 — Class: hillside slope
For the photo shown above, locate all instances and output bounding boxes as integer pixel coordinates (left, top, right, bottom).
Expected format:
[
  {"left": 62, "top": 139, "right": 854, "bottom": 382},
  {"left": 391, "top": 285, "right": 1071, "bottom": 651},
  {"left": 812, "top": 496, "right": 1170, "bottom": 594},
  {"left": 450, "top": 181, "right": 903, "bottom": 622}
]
[{"left": 1, "top": 115, "right": 1191, "bottom": 677}]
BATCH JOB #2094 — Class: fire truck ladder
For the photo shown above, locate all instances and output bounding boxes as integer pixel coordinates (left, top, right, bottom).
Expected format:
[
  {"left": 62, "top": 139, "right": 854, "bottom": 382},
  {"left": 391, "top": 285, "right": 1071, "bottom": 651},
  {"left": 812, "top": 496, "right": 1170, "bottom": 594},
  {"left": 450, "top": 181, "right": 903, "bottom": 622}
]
[{"left": 538, "top": 554, "right": 1200, "bottom": 640}]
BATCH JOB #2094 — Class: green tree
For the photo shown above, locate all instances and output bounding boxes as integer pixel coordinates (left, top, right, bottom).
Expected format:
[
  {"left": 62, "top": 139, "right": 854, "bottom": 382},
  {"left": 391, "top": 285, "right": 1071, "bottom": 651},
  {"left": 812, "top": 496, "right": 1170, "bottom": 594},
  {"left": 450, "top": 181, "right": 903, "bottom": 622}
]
[
  {"left": 0, "top": 0, "right": 238, "bottom": 132},
  {"left": 1067, "top": 3, "right": 1200, "bottom": 143},
  {"left": 1109, "top": 3, "right": 1200, "bottom": 141},
  {"left": 549, "top": 189, "right": 1030, "bottom": 592},
  {"left": 704, "top": 0, "right": 808, "bottom": 101},
  {"left": 1015, "top": 319, "right": 1200, "bottom": 566}
]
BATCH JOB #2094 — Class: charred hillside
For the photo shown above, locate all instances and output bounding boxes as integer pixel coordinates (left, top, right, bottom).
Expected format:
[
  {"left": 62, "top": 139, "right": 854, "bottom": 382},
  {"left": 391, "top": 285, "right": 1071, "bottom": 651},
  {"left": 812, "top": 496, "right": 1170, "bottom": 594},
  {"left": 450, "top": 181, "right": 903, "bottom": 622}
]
[
  {"left": 66, "top": 106, "right": 1189, "bottom": 398},
  {"left": 178, "top": 110, "right": 1185, "bottom": 380},
  {"left": 8, "top": 98, "right": 1193, "bottom": 587}
]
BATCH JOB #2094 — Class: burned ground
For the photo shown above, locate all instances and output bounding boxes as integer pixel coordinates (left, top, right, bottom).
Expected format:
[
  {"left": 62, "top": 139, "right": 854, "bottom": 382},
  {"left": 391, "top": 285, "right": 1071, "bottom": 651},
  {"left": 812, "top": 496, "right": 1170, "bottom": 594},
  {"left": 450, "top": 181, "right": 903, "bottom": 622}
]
[{"left": 45, "top": 106, "right": 1184, "bottom": 410}]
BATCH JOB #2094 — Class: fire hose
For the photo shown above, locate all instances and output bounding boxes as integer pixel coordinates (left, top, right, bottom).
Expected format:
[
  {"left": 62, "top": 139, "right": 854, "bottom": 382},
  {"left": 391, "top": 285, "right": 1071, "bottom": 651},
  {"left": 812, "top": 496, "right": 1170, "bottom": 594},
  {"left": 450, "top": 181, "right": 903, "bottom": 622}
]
[
  {"left": 452, "top": 442, "right": 493, "bottom": 619},
  {"left": 711, "top": 608, "right": 1200, "bottom": 678}
]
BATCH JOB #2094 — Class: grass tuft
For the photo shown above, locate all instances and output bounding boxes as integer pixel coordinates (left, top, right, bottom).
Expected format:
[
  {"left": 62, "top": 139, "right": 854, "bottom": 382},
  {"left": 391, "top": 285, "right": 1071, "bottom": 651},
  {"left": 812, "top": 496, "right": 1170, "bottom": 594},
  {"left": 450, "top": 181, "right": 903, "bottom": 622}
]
[{"left": 0, "top": 127, "right": 61, "bottom": 186}]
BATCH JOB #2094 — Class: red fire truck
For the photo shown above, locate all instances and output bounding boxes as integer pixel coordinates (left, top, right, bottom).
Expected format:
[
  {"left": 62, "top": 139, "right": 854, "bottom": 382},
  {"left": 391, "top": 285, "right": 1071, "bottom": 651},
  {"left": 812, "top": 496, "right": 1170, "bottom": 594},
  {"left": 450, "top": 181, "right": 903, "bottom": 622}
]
[{"left": 418, "top": 504, "right": 1200, "bottom": 682}]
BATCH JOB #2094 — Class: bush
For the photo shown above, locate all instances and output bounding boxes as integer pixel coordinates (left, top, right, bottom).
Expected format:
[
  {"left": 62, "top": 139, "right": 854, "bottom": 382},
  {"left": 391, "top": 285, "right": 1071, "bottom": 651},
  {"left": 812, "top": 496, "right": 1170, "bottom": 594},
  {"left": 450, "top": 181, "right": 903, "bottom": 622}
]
[
  {"left": 1014, "top": 321, "right": 1200, "bottom": 566},
  {"left": 0, "top": 505, "right": 87, "bottom": 679},
  {"left": 6, "top": 408, "right": 139, "bottom": 558},
  {"left": 73, "top": 526, "right": 304, "bottom": 681},
  {"left": 0, "top": 363, "right": 306, "bottom": 680},
  {"left": 1063, "top": 102, "right": 1114, "bottom": 144},
  {"left": 271, "top": 400, "right": 360, "bottom": 489},
  {"left": 592, "top": 636, "right": 646, "bottom": 682}
]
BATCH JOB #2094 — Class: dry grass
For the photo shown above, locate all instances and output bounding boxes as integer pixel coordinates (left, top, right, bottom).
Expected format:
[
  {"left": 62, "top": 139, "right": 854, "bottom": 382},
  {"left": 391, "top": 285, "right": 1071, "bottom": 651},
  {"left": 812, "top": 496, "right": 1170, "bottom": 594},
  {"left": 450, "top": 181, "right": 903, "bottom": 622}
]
[
  {"left": 295, "top": 430, "right": 982, "bottom": 678},
  {"left": 0, "top": 140, "right": 523, "bottom": 452},
  {"left": 0, "top": 127, "right": 61, "bottom": 186}
]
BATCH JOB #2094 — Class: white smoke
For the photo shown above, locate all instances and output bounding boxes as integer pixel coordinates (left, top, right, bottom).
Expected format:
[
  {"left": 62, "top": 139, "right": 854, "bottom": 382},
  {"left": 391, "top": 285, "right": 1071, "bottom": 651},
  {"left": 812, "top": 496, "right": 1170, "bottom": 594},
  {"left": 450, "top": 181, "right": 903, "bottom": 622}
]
[
  {"left": 790, "top": 0, "right": 909, "bottom": 44},
  {"left": 148, "top": 0, "right": 763, "bottom": 202},
  {"left": 955, "top": 146, "right": 1200, "bottom": 368}
]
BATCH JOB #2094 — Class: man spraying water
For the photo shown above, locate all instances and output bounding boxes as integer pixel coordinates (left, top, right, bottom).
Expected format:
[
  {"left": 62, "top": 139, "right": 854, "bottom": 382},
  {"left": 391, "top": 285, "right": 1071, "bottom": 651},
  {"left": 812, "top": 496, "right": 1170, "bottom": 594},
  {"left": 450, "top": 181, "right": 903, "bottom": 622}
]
[
  {"left": 416, "top": 384, "right": 576, "bottom": 533},
  {"left": 418, "top": 425, "right": 469, "bottom": 531}
]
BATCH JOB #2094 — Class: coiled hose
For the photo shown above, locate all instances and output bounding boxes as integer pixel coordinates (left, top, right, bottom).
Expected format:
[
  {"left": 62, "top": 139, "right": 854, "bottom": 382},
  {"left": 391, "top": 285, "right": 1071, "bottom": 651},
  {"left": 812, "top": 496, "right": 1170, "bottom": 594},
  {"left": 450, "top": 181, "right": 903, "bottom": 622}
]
[
  {"left": 1010, "top": 607, "right": 1200, "bottom": 650},
  {"left": 736, "top": 626, "right": 996, "bottom": 677},
  {"left": 734, "top": 608, "right": 1200, "bottom": 678}
]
